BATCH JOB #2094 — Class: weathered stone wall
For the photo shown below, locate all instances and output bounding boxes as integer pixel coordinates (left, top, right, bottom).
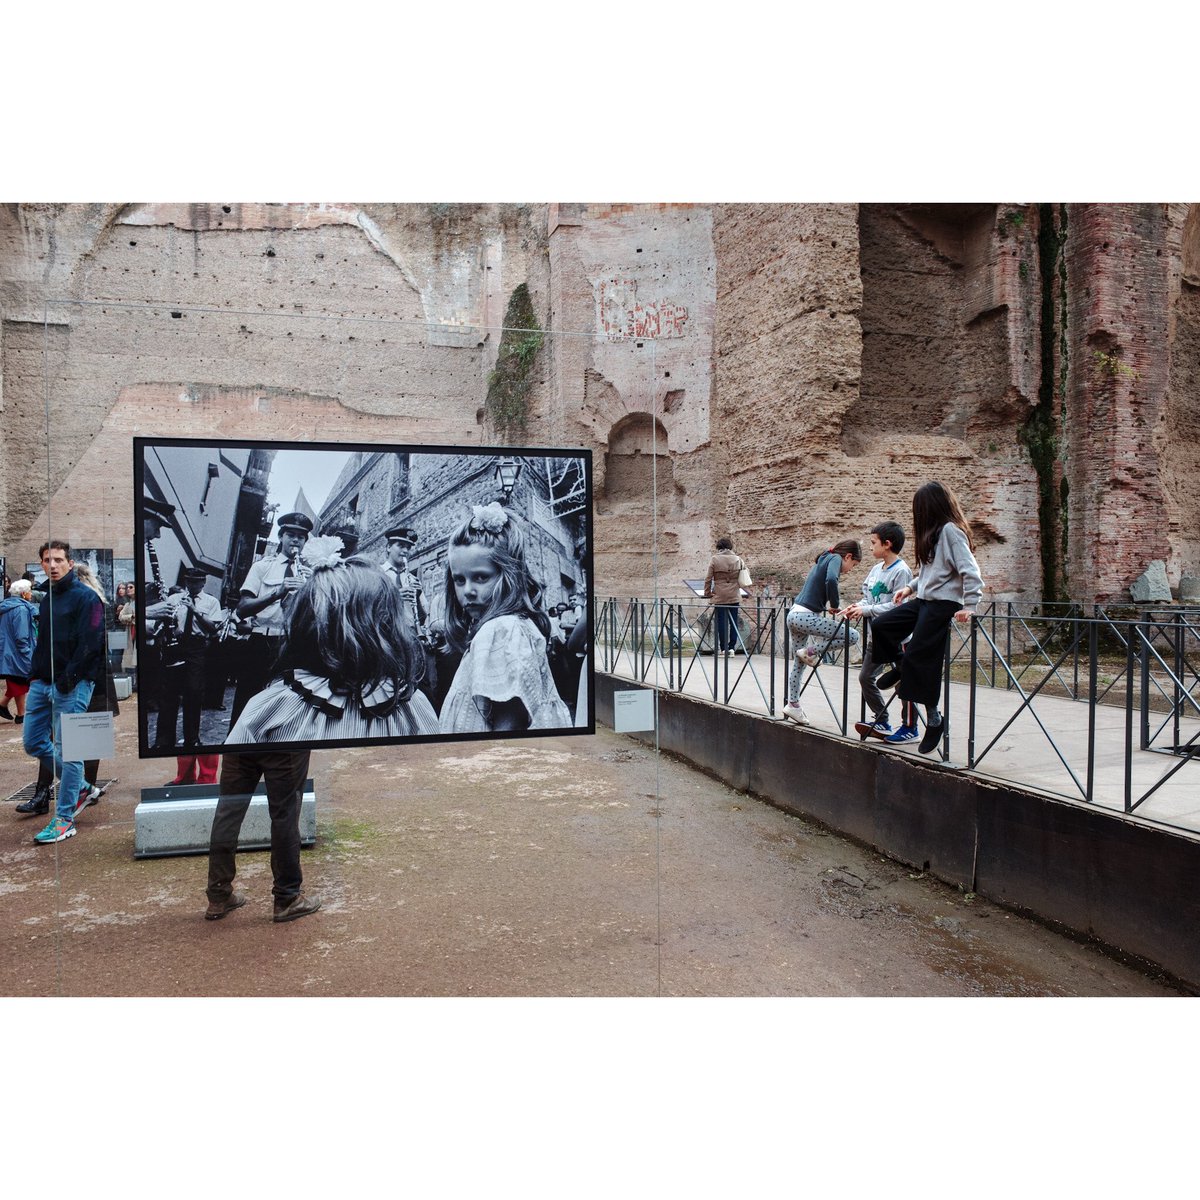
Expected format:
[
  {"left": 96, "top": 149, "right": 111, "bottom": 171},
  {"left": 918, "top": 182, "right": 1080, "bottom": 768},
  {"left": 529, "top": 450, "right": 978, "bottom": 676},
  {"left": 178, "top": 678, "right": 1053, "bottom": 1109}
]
[
  {"left": 856, "top": 204, "right": 1042, "bottom": 600},
  {"left": 1061, "top": 204, "right": 1177, "bottom": 603},
  {"left": 2, "top": 201, "right": 1197, "bottom": 603},
  {"left": 710, "top": 203, "right": 863, "bottom": 594},
  {"left": 711, "top": 203, "right": 1042, "bottom": 601},
  {"left": 1161, "top": 204, "right": 1200, "bottom": 588},
  {"left": 547, "top": 203, "right": 717, "bottom": 595},
  {"left": 0, "top": 202, "right": 548, "bottom": 565}
]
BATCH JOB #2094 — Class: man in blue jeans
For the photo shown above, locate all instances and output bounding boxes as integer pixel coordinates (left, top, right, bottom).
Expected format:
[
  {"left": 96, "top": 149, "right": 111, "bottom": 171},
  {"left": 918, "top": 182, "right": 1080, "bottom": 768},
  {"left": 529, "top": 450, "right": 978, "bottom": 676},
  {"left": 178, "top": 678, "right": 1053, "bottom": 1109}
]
[{"left": 17, "top": 541, "right": 105, "bottom": 844}]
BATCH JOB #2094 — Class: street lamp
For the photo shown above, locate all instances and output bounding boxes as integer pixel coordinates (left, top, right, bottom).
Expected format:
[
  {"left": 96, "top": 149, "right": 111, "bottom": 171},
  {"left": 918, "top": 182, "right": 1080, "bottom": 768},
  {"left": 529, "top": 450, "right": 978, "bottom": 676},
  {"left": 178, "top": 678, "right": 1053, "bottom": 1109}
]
[{"left": 494, "top": 456, "right": 523, "bottom": 503}]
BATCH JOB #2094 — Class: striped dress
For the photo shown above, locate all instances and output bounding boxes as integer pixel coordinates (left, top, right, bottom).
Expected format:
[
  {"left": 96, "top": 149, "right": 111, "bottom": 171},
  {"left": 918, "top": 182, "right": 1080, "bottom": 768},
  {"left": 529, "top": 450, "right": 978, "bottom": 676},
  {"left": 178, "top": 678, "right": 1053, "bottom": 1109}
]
[{"left": 225, "top": 669, "right": 438, "bottom": 746}]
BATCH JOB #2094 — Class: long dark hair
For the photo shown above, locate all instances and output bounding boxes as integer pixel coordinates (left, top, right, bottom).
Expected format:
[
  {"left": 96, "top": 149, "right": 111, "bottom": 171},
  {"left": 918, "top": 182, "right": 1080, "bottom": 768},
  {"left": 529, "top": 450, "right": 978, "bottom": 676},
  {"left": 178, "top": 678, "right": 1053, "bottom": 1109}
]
[
  {"left": 818, "top": 539, "right": 862, "bottom": 563},
  {"left": 273, "top": 557, "right": 424, "bottom": 701},
  {"left": 912, "top": 481, "right": 974, "bottom": 566},
  {"left": 443, "top": 508, "right": 551, "bottom": 654}
]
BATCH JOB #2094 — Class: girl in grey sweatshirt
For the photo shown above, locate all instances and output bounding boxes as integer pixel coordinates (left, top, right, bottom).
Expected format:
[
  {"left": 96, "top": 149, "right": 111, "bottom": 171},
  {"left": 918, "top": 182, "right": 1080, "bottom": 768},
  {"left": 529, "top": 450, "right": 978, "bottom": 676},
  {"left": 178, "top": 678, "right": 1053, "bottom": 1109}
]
[{"left": 868, "top": 481, "right": 984, "bottom": 754}]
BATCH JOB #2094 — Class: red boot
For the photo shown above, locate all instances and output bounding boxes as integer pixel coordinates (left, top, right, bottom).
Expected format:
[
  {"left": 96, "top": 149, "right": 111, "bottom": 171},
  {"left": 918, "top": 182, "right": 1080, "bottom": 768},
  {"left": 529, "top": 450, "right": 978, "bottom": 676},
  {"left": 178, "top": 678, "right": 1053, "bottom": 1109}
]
[
  {"left": 168, "top": 755, "right": 198, "bottom": 785},
  {"left": 194, "top": 755, "right": 219, "bottom": 784}
]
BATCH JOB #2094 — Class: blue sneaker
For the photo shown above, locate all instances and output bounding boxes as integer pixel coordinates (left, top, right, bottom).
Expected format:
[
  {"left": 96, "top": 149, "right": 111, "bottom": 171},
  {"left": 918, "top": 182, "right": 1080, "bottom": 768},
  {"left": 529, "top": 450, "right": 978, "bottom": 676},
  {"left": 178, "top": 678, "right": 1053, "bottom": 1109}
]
[
  {"left": 33, "top": 816, "right": 76, "bottom": 844},
  {"left": 885, "top": 725, "right": 919, "bottom": 745}
]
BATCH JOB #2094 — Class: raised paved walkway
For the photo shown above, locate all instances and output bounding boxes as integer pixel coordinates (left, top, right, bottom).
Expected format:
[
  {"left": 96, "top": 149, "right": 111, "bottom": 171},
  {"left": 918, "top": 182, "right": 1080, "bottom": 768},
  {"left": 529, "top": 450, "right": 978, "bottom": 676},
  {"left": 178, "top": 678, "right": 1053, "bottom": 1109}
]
[{"left": 602, "top": 647, "right": 1200, "bottom": 836}]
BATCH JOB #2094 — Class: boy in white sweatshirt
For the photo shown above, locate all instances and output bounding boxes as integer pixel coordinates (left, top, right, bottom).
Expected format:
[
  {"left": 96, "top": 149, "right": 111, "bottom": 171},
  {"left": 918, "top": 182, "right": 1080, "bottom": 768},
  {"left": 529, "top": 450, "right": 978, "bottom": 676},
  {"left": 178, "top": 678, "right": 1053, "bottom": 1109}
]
[{"left": 844, "top": 521, "right": 917, "bottom": 742}]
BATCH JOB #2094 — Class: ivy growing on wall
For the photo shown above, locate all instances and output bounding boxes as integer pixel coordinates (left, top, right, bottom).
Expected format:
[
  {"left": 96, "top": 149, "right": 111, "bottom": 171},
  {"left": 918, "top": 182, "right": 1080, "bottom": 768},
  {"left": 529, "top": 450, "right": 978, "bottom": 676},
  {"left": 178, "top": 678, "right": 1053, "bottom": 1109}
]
[
  {"left": 485, "top": 284, "right": 544, "bottom": 438},
  {"left": 1019, "top": 203, "right": 1070, "bottom": 602}
]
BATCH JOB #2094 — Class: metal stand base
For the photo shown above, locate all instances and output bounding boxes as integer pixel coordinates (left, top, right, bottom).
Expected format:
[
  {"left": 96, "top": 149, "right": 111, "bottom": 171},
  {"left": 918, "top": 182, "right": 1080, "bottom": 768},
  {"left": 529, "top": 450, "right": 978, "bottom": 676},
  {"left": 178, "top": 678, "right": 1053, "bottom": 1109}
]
[{"left": 133, "top": 780, "right": 317, "bottom": 859}]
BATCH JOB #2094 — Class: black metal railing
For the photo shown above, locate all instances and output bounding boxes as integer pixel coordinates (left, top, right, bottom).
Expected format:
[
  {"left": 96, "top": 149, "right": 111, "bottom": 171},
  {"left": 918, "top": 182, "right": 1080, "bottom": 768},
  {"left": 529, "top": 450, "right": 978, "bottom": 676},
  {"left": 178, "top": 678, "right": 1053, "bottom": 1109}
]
[{"left": 597, "top": 597, "right": 1200, "bottom": 828}]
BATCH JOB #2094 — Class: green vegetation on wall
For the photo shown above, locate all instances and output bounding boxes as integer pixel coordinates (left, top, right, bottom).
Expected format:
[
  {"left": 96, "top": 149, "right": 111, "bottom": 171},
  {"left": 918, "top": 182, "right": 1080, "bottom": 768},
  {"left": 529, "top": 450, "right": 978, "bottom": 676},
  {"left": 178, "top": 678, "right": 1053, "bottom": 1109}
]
[
  {"left": 1019, "top": 203, "right": 1069, "bottom": 602},
  {"left": 485, "top": 284, "right": 544, "bottom": 438}
]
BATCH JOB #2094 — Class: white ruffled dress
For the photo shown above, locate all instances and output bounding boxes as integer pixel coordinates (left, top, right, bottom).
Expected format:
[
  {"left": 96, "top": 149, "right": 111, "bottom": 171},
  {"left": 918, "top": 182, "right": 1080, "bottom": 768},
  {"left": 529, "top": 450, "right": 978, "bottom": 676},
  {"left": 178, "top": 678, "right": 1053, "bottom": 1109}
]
[{"left": 437, "top": 614, "right": 571, "bottom": 734}]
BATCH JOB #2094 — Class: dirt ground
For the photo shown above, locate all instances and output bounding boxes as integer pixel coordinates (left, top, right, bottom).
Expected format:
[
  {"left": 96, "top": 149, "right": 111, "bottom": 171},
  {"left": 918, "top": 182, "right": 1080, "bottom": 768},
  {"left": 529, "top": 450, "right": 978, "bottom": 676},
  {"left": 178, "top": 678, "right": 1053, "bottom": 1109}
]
[{"left": 0, "top": 695, "right": 1184, "bottom": 997}]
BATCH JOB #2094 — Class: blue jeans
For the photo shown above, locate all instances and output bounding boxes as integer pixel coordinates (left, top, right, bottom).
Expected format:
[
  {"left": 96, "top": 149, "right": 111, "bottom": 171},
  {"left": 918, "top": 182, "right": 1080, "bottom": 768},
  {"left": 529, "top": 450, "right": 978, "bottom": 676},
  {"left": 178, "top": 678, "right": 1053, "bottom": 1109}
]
[
  {"left": 23, "top": 678, "right": 96, "bottom": 821},
  {"left": 713, "top": 604, "right": 740, "bottom": 651}
]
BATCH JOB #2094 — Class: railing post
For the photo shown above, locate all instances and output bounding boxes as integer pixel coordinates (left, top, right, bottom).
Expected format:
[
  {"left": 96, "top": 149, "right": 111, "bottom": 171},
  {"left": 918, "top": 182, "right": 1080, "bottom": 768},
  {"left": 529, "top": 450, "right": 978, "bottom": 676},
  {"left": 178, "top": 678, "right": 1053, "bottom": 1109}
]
[
  {"left": 612, "top": 598, "right": 618, "bottom": 673},
  {"left": 1174, "top": 610, "right": 1184, "bottom": 752},
  {"left": 968, "top": 614, "right": 977, "bottom": 768},
  {"left": 608, "top": 599, "right": 614, "bottom": 673},
  {"left": 674, "top": 602, "right": 682, "bottom": 691},
  {"left": 769, "top": 605, "right": 777, "bottom": 716},
  {"left": 1139, "top": 615, "right": 1151, "bottom": 752},
  {"left": 1125, "top": 621, "right": 1136, "bottom": 812},
  {"left": 721, "top": 611, "right": 729, "bottom": 704},
  {"left": 1072, "top": 603, "right": 1080, "bottom": 698},
  {"left": 705, "top": 600, "right": 715, "bottom": 700},
  {"left": 635, "top": 598, "right": 643, "bottom": 681},
  {"left": 990, "top": 603, "right": 997, "bottom": 689},
  {"left": 782, "top": 599, "right": 791, "bottom": 712},
  {"left": 1006, "top": 602, "right": 1013, "bottom": 690},
  {"left": 1087, "top": 616, "right": 1097, "bottom": 804},
  {"left": 835, "top": 620, "right": 845, "bottom": 734},
  {"left": 941, "top": 625, "right": 952, "bottom": 761}
]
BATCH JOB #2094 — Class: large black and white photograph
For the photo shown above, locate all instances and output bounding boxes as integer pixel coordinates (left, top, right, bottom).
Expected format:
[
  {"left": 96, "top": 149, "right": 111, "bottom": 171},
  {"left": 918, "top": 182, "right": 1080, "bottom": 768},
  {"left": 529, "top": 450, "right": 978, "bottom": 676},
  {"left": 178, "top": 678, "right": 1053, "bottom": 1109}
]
[{"left": 134, "top": 438, "right": 593, "bottom": 756}]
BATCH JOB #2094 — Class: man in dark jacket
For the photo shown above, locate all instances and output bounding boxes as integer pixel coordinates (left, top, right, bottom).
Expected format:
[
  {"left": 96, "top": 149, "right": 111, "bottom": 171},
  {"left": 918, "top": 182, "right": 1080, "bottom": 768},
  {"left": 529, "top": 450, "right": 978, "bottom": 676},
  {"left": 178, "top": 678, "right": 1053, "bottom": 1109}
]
[{"left": 17, "top": 541, "right": 105, "bottom": 843}]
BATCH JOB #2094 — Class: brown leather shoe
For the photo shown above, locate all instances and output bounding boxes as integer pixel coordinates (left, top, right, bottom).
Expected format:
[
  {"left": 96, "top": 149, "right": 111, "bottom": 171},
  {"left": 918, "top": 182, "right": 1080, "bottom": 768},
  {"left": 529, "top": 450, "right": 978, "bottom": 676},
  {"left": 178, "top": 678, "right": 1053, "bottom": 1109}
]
[
  {"left": 273, "top": 893, "right": 321, "bottom": 923},
  {"left": 205, "top": 891, "right": 247, "bottom": 921}
]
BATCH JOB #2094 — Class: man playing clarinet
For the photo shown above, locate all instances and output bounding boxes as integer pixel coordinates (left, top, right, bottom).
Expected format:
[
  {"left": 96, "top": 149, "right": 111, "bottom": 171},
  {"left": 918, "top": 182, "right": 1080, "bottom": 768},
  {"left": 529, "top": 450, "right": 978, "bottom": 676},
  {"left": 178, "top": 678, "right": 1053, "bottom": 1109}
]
[{"left": 227, "top": 511, "right": 312, "bottom": 727}]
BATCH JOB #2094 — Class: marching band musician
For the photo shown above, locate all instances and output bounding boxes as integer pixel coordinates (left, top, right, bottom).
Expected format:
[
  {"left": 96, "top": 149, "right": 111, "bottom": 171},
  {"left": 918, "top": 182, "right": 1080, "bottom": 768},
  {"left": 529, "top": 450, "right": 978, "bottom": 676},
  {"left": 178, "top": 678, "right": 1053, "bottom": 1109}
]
[
  {"left": 380, "top": 526, "right": 426, "bottom": 634},
  {"left": 325, "top": 523, "right": 360, "bottom": 559},
  {"left": 228, "top": 511, "right": 313, "bottom": 727},
  {"left": 146, "top": 566, "right": 223, "bottom": 750},
  {"left": 141, "top": 495, "right": 177, "bottom": 640}
]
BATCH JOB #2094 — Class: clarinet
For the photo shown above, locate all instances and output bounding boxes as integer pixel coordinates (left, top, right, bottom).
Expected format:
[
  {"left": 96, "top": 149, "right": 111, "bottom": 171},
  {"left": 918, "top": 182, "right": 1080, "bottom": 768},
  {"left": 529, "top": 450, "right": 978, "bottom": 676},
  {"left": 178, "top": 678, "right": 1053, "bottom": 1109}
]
[{"left": 146, "top": 541, "right": 184, "bottom": 667}]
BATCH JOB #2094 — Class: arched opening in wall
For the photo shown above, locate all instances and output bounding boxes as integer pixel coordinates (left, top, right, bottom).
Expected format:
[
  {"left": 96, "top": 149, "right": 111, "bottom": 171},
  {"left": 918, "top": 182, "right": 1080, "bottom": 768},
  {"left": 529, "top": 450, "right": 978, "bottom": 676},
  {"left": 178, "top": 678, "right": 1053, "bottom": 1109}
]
[
  {"left": 846, "top": 203, "right": 1001, "bottom": 456},
  {"left": 1162, "top": 204, "right": 1200, "bottom": 579},
  {"left": 603, "top": 412, "right": 672, "bottom": 505}
]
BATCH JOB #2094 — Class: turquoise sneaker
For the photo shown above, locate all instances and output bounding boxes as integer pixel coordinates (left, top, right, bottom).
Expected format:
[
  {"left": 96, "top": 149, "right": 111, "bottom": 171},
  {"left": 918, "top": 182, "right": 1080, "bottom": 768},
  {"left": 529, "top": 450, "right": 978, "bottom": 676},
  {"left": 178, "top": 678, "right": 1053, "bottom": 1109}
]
[{"left": 34, "top": 816, "right": 76, "bottom": 844}]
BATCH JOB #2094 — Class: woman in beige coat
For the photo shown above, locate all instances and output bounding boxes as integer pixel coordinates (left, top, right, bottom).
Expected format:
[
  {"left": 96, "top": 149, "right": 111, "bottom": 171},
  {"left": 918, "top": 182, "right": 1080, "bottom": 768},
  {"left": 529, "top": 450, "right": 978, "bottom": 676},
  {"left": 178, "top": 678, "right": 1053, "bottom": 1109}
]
[{"left": 703, "top": 536, "right": 747, "bottom": 654}]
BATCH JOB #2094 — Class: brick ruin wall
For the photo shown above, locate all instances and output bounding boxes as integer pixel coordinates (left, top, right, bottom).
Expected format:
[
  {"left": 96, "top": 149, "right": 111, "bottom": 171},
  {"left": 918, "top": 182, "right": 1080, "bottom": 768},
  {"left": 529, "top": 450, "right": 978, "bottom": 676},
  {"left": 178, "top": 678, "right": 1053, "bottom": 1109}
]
[
  {"left": 712, "top": 202, "right": 1042, "bottom": 602},
  {"left": 0, "top": 200, "right": 547, "bottom": 562},
  {"left": 1160, "top": 205, "right": 1200, "bottom": 586},
  {"left": 1, "top": 202, "right": 1197, "bottom": 603},
  {"left": 1062, "top": 204, "right": 1176, "bottom": 602}
]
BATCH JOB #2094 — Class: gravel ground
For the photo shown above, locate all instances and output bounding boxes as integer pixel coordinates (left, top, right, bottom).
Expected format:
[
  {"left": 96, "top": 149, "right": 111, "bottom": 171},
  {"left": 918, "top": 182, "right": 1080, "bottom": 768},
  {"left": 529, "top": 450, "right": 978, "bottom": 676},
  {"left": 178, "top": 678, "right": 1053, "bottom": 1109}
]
[{"left": 0, "top": 695, "right": 1183, "bottom": 997}]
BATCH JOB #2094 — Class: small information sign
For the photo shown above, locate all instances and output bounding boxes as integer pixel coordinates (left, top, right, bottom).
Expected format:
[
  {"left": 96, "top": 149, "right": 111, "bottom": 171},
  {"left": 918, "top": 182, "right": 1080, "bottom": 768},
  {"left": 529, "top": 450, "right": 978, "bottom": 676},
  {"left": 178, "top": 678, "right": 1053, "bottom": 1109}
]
[
  {"left": 61, "top": 712, "right": 116, "bottom": 763},
  {"left": 613, "top": 689, "right": 655, "bottom": 733}
]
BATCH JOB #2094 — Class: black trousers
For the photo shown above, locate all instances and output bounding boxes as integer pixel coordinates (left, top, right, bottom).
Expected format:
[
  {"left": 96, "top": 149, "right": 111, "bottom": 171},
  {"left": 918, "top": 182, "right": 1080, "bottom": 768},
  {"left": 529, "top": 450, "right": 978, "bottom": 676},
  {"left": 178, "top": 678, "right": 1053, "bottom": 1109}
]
[
  {"left": 154, "top": 641, "right": 206, "bottom": 748},
  {"left": 869, "top": 597, "right": 962, "bottom": 707},
  {"left": 206, "top": 750, "right": 311, "bottom": 904}
]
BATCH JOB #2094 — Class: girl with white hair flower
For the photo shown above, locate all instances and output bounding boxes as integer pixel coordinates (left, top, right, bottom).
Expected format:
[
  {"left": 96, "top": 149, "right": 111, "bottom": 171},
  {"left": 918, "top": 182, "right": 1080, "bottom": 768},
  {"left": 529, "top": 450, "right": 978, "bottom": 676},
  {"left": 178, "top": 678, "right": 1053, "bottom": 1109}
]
[{"left": 438, "top": 503, "right": 570, "bottom": 735}]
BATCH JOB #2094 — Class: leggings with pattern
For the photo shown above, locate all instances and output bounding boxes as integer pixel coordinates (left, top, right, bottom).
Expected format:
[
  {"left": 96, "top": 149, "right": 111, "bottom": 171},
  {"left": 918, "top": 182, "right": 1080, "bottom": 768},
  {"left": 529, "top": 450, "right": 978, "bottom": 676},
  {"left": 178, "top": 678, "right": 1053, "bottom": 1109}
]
[{"left": 786, "top": 608, "right": 859, "bottom": 704}]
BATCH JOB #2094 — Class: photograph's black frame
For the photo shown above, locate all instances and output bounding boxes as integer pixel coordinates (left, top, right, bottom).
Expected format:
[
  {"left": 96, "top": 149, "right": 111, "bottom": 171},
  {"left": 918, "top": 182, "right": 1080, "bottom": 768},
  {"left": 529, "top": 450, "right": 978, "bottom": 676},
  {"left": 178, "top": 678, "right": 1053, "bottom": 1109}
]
[{"left": 133, "top": 435, "right": 595, "bottom": 759}]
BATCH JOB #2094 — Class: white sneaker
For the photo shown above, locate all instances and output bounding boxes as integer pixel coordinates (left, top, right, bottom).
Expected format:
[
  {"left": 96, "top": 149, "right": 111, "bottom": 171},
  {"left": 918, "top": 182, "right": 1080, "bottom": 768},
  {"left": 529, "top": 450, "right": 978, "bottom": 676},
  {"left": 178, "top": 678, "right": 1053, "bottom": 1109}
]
[
  {"left": 781, "top": 702, "right": 810, "bottom": 725},
  {"left": 795, "top": 646, "right": 820, "bottom": 667}
]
